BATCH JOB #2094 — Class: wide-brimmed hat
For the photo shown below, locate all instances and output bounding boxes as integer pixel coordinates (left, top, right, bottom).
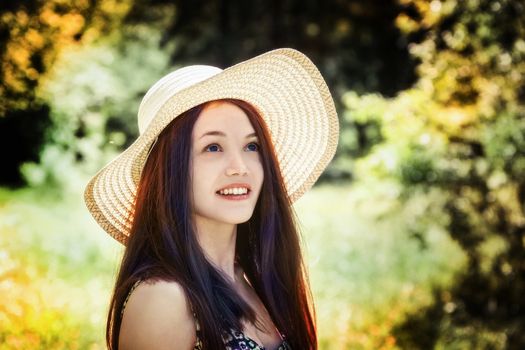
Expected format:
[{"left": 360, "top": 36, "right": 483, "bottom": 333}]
[{"left": 84, "top": 48, "right": 339, "bottom": 245}]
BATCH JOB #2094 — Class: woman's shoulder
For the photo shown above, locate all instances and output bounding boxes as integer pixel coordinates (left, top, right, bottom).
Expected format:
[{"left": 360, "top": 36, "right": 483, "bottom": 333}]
[
  {"left": 128, "top": 278, "right": 188, "bottom": 302},
  {"left": 119, "top": 279, "right": 197, "bottom": 350}
]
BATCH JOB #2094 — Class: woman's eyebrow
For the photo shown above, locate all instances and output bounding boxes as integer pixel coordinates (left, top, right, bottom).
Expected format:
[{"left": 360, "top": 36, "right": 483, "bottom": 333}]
[{"left": 199, "top": 131, "right": 257, "bottom": 139}]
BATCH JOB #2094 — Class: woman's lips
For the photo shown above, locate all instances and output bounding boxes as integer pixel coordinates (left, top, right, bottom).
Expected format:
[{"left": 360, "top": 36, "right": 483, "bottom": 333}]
[{"left": 216, "top": 190, "right": 251, "bottom": 201}]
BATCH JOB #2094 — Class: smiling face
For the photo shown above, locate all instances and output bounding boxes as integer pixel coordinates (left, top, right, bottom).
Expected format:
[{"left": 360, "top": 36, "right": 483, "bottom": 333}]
[{"left": 190, "top": 101, "right": 264, "bottom": 230}]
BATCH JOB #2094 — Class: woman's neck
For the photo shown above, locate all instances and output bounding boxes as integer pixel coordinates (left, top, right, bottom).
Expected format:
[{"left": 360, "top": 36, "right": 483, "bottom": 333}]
[{"left": 193, "top": 215, "right": 238, "bottom": 282}]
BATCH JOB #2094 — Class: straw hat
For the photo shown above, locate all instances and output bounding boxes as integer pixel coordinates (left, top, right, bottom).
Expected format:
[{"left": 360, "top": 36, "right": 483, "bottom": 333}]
[{"left": 84, "top": 48, "right": 339, "bottom": 245}]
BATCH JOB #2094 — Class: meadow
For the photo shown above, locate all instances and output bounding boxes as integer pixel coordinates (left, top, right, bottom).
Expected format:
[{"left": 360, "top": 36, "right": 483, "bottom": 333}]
[{"left": 0, "top": 182, "right": 465, "bottom": 349}]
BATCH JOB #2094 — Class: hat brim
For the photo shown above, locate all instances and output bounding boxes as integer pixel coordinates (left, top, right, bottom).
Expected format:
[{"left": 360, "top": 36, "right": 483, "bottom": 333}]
[{"left": 84, "top": 48, "right": 339, "bottom": 245}]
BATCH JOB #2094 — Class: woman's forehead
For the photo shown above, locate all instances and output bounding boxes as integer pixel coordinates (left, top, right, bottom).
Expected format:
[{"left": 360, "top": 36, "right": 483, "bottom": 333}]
[{"left": 193, "top": 102, "right": 256, "bottom": 137}]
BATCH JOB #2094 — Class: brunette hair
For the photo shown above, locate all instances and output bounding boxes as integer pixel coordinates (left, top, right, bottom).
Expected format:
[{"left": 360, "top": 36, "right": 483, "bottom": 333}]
[{"left": 107, "top": 99, "right": 317, "bottom": 349}]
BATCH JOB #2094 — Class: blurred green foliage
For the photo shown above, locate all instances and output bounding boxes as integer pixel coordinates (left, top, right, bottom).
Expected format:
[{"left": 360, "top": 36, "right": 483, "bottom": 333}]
[
  {"left": 0, "top": 188, "right": 119, "bottom": 349},
  {"left": 345, "top": 0, "right": 525, "bottom": 348},
  {"left": 0, "top": 0, "right": 133, "bottom": 186},
  {"left": 124, "top": 0, "right": 416, "bottom": 96},
  {"left": 0, "top": 0, "right": 132, "bottom": 115},
  {"left": 22, "top": 25, "right": 174, "bottom": 190}
]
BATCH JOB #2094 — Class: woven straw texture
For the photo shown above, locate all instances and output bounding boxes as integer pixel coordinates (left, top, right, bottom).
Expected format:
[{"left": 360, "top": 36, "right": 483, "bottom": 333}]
[{"left": 84, "top": 48, "right": 339, "bottom": 245}]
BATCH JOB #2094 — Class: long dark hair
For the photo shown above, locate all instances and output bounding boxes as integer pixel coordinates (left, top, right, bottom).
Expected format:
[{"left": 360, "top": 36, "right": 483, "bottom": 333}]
[{"left": 107, "top": 99, "right": 317, "bottom": 349}]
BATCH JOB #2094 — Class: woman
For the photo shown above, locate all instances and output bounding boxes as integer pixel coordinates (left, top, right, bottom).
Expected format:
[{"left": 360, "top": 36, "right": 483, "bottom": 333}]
[{"left": 84, "top": 48, "right": 339, "bottom": 350}]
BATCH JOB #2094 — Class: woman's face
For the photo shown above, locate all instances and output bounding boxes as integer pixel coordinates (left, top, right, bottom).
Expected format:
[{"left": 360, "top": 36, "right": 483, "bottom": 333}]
[{"left": 190, "top": 101, "right": 264, "bottom": 228}]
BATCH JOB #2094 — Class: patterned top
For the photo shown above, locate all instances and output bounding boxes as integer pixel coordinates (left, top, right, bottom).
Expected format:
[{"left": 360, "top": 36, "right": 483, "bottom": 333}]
[
  {"left": 194, "top": 325, "right": 292, "bottom": 350},
  {"left": 122, "top": 280, "right": 292, "bottom": 350}
]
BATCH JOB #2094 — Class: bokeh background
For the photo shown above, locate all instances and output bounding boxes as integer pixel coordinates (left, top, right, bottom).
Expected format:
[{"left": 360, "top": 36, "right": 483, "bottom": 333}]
[{"left": 1, "top": 0, "right": 524, "bottom": 349}]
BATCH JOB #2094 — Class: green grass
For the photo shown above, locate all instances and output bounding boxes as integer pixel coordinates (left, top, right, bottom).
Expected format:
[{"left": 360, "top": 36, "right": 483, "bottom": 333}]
[
  {"left": 295, "top": 181, "right": 466, "bottom": 349},
  {"left": 0, "top": 183, "right": 466, "bottom": 349},
  {"left": 0, "top": 187, "right": 122, "bottom": 349}
]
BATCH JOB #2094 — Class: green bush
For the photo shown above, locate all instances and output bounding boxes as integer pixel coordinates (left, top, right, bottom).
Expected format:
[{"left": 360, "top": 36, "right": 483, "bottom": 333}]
[
  {"left": 338, "top": 0, "right": 525, "bottom": 347},
  {"left": 22, "top": 26, "right": 173, "bottom": 191}
]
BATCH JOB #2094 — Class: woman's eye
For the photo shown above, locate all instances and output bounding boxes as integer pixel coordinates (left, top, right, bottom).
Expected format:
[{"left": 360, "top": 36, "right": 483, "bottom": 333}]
[
  {"left": 205, "top": 144, "right": 221, "bottom": 152},
  {"left": 246, "top": 142, "right": 259, "bottom": 152}
]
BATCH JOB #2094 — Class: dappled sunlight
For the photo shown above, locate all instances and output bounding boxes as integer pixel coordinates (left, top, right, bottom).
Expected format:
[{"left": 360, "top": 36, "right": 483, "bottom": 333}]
[
  {"left": 0, "top": 188, "right": 121, "bottom": 349},
  {"left": 295, "top": 183, "right": 465, "bottom": 349}
]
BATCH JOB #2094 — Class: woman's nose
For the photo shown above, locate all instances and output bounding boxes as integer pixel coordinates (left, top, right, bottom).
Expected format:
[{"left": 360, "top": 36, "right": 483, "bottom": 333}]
[{"left": 226, "top": 151, "right": 248, "bottom": 176}]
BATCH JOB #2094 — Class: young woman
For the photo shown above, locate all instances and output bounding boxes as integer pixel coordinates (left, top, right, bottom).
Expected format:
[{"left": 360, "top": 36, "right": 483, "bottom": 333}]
[{"left": 84, "top": 48, "right": 339, "bottom": 350}]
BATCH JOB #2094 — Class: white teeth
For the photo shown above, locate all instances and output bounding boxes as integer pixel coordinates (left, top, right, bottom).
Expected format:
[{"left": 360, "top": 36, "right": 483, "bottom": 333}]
[{"left": 219, "top": 187, "right": 248, "bottom": 195}]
